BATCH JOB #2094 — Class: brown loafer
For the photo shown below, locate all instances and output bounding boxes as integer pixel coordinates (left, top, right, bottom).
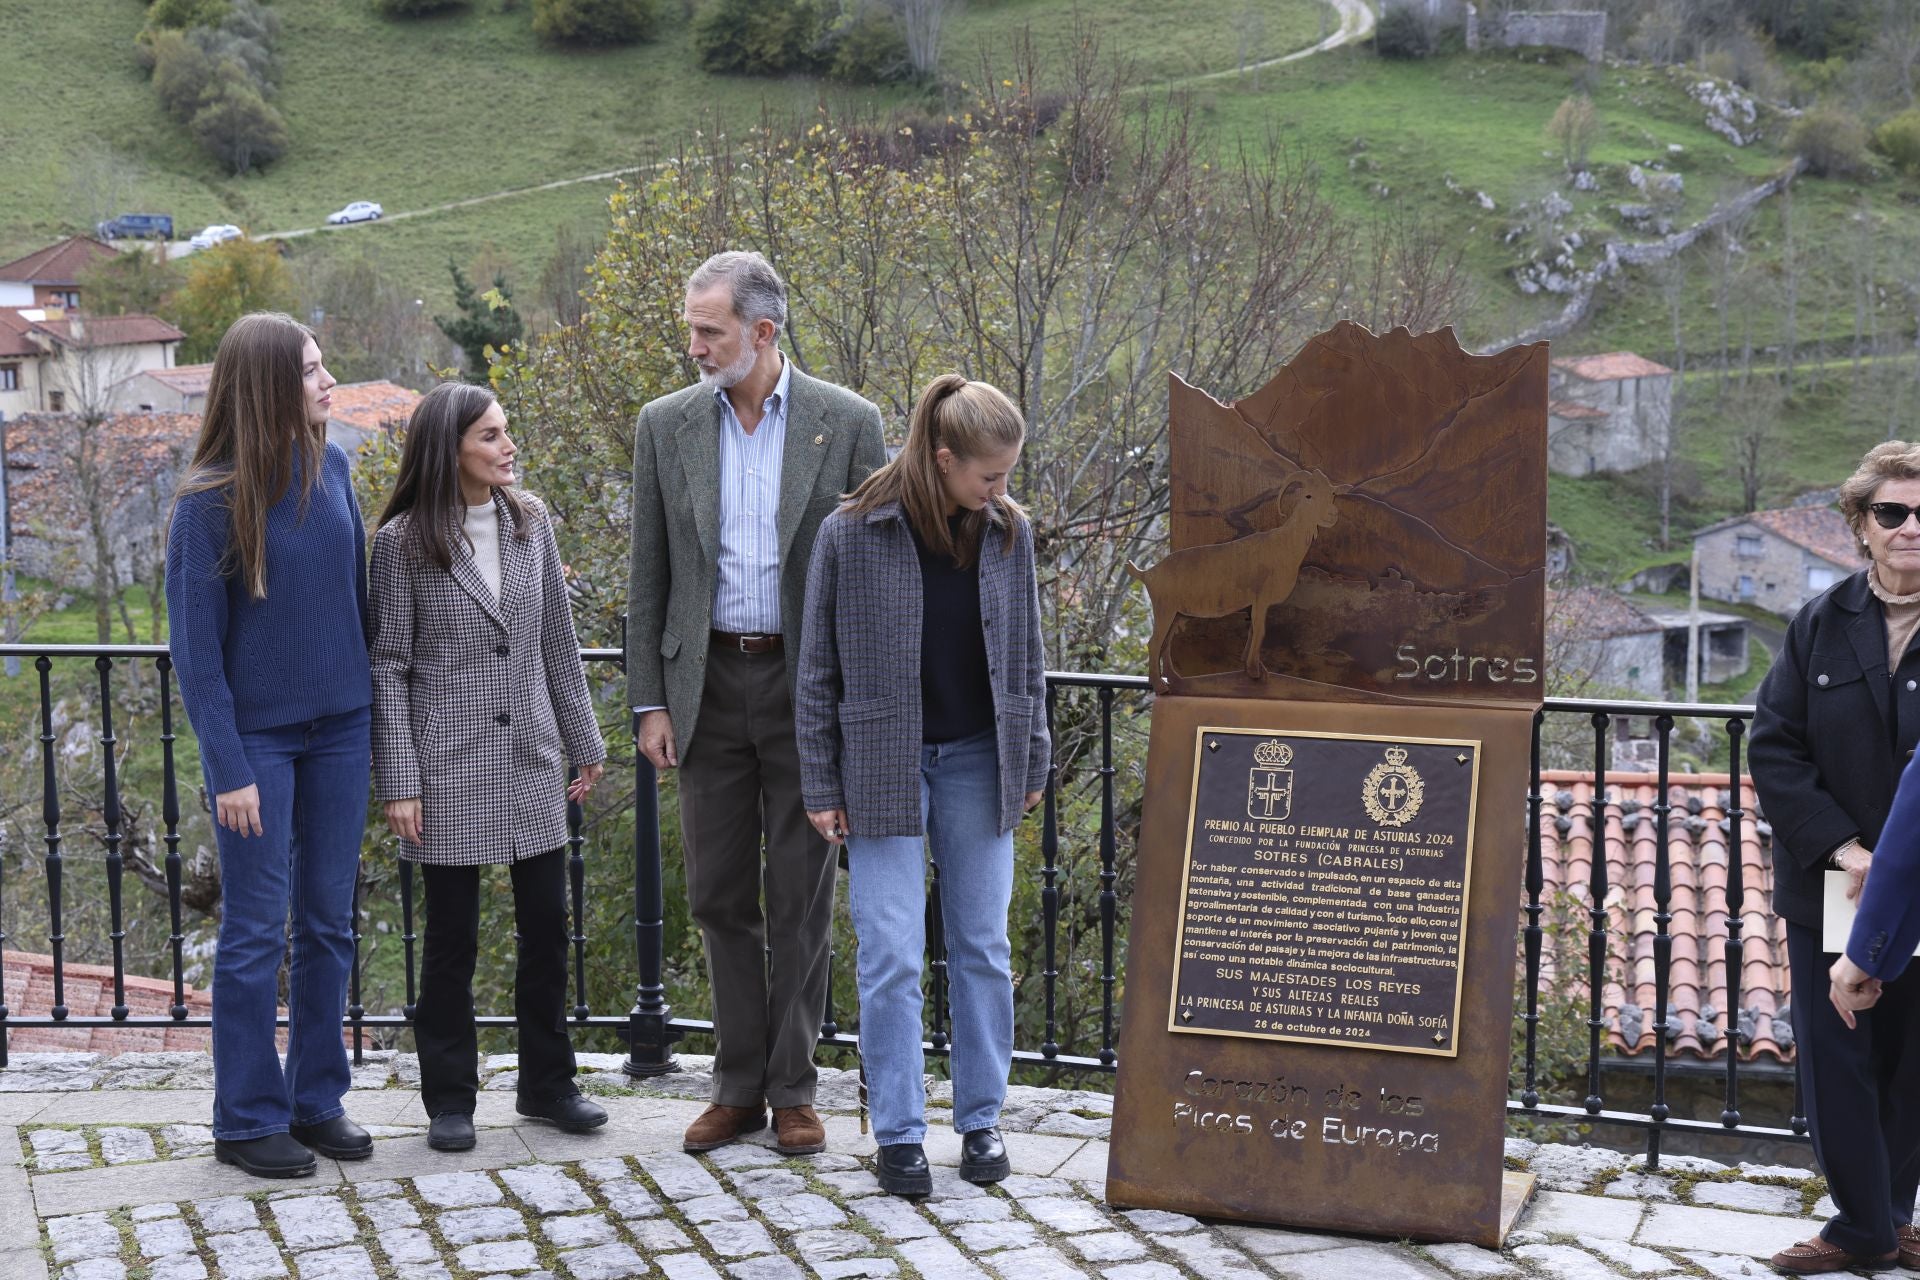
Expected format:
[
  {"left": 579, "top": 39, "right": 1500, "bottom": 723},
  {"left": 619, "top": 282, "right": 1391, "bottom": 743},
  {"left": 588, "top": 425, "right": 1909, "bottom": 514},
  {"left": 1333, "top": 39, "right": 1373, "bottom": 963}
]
[
  {"left": 1898, "top": 1223, "right": 1920, "bottom": 1269},
  {"left": 682, "top": 1103, "right": 768, "bottom": 1152},
  {"left": 1768, "top": 1234, "right": 1897, "bottom": 1274},
  {"left": 772, "top": 1104, "right": 826, "bottom": 1155}
]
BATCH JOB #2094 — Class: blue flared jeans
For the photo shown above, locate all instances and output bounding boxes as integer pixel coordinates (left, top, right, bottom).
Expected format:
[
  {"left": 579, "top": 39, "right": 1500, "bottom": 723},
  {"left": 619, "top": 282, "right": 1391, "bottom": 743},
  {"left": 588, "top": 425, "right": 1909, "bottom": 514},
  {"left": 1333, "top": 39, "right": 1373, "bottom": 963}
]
[
  {"left": 845, "top": 730, "right": 1015, "bottom": 1146},
  {"left": 208, "top": 705, "right": 370, "bottom": 1141}
]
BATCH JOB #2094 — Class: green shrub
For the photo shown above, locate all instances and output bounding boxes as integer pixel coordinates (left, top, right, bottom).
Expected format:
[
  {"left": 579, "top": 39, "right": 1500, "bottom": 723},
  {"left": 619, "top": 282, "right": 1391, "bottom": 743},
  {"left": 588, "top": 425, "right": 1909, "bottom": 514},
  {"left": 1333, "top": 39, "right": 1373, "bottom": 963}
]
[
  {"left": 531, "top": 0, "right": 660, "bottom": 45},
  {"left": 1787, "top": 103, "right": 1871, "bottom": 177},
  {"left": 149, "top": 29, "right": 221, "bottom": 123},
  {"left": 827, "top": 6, "right": 908, "bottom": 83},
  {"left": 144, "top": 0, "right": 230, "bottom": 32},
  {"left": 693, "top": 0, "right": 823, "bottom": 75},
  {"left": 1874, "top": 108, "right": 1920, "bottom": 176},
  {"left": 1374, "top": 7, "right": 1437, "bottom": 59},
  {"left": 189, "top": 76, "right": 290, "bottom": 175}
]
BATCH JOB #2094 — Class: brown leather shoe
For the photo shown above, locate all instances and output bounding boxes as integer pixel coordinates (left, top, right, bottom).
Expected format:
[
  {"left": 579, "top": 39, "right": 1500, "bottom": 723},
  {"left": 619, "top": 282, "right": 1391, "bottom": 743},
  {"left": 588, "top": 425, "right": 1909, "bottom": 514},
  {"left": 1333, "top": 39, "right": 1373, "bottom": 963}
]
[
  {"left": 772, "top": 1104, "right": 826, "bottom": 1154},
  {"left": 682, "top": 1103, "right": 767, "bottom": 1152},
  {"left": 1769, "top": 1234, "right": 1897, "bottom": 1274},
  {"left": 1898, "top": 1223, "right": 1920, "bottom": 1269}
]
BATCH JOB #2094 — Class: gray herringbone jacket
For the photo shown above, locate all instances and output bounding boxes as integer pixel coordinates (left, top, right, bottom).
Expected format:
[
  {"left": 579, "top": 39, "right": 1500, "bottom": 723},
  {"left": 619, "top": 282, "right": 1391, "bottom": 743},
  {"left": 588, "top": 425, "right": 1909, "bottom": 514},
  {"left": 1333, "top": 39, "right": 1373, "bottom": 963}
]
[
  {"left": 368, "top": 491, "right": 607, "bottom": 866},
  {"left": 795, "top": 500, "right": 1051, "bottom": 837}
]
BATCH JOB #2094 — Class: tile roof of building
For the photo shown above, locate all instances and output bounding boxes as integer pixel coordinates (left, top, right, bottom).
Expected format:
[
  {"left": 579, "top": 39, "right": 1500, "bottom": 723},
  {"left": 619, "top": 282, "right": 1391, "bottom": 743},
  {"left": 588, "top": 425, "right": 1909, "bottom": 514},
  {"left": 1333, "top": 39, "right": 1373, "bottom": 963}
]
[
  {"left": 0, "top": 307, "right": 38, "bottom": 357},
  {"left": 1697, "top": 505, "right": 1866, "bottom": 572},
  {"left": 0, "top": 236, "right": 118, "bottom": 287},
  {"left": 30, "top": 313, "right": 185, "bottom": 347},
  {"left": 327, "top": 380, "right": 420, "bottom": 432},
  {"left": 1535, "top": 771, "right": 1790, "bottom": 1066},
  {"left": 1548, "top": 586, "right": 1659, "bottom": 639},
  {"left": 132, "top": 363, "right": 214, "bottom": 395},
  {"left": 1552, "top": 352, "right": 1676, "bottom": 381},
  {"left": 2, "top": 950, "right": 212, "bottom": 1053},
  {"left": 1548, "top": 398, "right": 1609, "bottom": 421},
  {"left": 3, "top": 412, "right": 200, "bottom": 530}
]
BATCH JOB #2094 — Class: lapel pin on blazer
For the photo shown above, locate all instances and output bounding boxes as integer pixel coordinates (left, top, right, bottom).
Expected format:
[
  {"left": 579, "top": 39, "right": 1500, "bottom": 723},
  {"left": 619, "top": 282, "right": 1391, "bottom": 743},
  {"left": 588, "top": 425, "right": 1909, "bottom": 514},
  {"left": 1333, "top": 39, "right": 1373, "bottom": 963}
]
[{"left": 814, "top": 433, "right": 826, "bottom": 446}]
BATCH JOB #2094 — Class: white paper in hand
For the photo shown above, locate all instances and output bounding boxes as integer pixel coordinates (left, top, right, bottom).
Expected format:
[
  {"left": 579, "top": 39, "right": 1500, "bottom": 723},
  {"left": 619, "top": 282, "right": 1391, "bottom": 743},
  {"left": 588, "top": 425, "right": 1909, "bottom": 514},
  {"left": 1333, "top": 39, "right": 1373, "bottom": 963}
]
[{"left": 1823, "top": 868, "right": 1920, "bottom": 956}]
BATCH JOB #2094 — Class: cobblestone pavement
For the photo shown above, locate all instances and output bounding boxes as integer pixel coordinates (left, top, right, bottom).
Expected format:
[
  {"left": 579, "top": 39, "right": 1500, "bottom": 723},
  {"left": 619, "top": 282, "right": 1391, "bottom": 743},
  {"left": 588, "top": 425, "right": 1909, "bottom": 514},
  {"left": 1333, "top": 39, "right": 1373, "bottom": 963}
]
[{"left": 0, "top": 1052, "right": 1856, "bottom": 1279}]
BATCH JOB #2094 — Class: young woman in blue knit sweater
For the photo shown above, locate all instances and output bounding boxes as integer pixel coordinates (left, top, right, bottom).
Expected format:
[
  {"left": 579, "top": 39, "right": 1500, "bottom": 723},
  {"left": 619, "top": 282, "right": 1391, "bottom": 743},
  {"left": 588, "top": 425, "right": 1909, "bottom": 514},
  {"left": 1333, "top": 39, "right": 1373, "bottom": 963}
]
[{"left": 166, "top": 313, "right": 375, "bottom": 1179}]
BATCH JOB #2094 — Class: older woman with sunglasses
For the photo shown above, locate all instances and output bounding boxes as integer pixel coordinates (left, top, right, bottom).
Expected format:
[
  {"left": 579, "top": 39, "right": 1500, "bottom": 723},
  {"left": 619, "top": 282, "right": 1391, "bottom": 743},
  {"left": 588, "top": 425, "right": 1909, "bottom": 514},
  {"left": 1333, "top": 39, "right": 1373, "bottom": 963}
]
[{"left": 1752, "top": 441, "right": 1920, "bottom": 1274}]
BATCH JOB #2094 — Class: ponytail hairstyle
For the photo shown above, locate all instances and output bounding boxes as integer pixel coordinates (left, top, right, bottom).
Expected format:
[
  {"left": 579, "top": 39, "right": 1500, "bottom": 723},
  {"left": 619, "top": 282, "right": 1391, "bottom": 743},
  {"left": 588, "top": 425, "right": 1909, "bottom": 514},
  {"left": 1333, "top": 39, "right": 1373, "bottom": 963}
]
[
  {"left": 843, "top": 374, "right": 1027, "bottom": 569},
  {"left": 377, "top": 381, "right": 532, "bottom": 569},
  {"left": 173, "top": 312, "right": 324, "bottom": 600}
]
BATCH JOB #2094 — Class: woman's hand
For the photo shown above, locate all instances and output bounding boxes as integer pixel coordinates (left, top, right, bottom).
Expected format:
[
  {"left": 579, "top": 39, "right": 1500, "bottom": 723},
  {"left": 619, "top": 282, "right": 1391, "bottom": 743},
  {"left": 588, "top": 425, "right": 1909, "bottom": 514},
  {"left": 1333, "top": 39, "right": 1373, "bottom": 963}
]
[
  {"left": 215, "top": 785, "right": 263, "bottom": 837},
  {"left": 808, "top": 808, "right": 850, "bottom": 846},
  {"left": 1024, "top": 790, "right": 1044, "bottom": 813},
  {"left": 1837, "top": 841, "right": 1873, "bottom": 901},
  {"left": 567, "top": 762, "right": 605, "bottom": 803},
  {"left": 1830, "top": 953, "right": 1883, "bottom": 1029},
  {"left": 385, "top": 798, "right": 422, "bottom": 844}
]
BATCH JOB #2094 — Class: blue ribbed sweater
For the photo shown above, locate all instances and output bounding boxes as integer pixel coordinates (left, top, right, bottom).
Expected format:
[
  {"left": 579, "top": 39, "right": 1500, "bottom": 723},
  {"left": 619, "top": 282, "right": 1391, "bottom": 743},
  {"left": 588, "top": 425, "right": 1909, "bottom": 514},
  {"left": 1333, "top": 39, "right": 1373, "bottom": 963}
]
[{"left": 165, "top": 442, "right": 372, "bottom": 795}]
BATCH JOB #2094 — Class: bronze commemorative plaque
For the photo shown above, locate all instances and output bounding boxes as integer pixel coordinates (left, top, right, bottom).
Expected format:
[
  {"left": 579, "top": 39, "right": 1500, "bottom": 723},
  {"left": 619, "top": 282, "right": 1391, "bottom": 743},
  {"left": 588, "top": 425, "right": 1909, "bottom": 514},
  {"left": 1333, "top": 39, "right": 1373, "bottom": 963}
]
[{"left": 1169, "top": 728, "right": 1478, "bottom": 1055}]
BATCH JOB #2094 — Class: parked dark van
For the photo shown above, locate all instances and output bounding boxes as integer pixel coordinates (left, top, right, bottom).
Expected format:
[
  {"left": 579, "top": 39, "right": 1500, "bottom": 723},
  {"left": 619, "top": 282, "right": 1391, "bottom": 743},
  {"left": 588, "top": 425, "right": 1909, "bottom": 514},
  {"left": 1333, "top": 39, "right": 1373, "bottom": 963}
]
[{"left": 95, "top": 214, "right": 174, "bottom": 241}]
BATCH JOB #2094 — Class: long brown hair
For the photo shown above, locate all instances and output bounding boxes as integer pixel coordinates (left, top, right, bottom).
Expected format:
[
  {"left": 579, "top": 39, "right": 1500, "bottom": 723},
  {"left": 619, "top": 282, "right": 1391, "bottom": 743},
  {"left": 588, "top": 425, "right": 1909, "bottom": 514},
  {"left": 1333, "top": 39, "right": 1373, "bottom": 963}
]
[
  {"left": 173, "top": 312, "right": 324, "bottom": 600},
  {"left": 843, "top": 374, "right": 1027, "bottom": 568},
  {"left": 377, "top": 381, "right": 533, "bottom": 569}
]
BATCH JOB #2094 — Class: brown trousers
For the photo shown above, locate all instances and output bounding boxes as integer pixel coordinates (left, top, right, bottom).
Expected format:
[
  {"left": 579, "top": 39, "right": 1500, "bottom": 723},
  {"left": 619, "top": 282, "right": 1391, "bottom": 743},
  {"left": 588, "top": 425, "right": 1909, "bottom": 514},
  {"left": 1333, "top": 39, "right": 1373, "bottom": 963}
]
[{"left": 679, "top": 640, "right": 837, "bottom": 1108}]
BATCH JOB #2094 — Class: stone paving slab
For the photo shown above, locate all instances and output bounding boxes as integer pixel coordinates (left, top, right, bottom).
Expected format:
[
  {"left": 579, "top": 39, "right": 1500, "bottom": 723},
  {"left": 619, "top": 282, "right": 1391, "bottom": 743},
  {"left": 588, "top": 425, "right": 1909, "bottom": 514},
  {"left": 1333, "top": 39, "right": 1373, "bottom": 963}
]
[{"left": 0, "top": 1052, "right": 1847, "bottom": 1280}]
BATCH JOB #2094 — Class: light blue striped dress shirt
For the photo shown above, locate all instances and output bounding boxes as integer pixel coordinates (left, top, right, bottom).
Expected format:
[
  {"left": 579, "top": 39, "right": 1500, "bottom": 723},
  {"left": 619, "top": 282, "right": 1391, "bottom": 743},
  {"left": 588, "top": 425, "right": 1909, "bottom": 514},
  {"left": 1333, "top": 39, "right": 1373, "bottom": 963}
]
[{"left": 710, "top": 356, "right": 792, "bottom": 634}]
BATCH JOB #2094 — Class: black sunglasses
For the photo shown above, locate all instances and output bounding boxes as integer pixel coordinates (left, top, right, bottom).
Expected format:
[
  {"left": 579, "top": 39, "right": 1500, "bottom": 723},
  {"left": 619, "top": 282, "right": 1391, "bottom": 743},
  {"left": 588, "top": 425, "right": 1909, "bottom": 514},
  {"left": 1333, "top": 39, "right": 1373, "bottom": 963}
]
[{"left": 1871, "top": 502, "right": 1920, "bottom": 530}]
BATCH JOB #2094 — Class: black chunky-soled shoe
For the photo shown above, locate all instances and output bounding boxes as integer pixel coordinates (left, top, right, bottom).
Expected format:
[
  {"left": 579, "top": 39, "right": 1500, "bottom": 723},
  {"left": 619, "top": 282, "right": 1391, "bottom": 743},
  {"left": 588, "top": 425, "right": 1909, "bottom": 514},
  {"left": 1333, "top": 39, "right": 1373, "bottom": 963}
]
[
  {"left": 289, "top": 1115, "right": 373, "bottom": 1160},
  {"left": 214, "top": 1133, "right": 317, "bottom": 1179},
  {"left": 876, "top": 1142, "right": 932, "bottom": 1197},
  {"left": 516, "top": 1093, "right": 608, "bottom": 1133},
  {"left": 959, "top": 1127, "right": 1010, "bottom": 1183},
  {"left": 428, "top": 1112, "right": 477, "bottom": 1152}
]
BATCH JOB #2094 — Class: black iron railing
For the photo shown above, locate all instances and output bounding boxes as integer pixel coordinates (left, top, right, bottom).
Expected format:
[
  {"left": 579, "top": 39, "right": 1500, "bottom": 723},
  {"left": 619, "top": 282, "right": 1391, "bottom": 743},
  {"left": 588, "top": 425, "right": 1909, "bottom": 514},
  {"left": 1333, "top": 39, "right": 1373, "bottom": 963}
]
[{"left": 0, "top": 644, "right": 1804, "bottom": 1166}]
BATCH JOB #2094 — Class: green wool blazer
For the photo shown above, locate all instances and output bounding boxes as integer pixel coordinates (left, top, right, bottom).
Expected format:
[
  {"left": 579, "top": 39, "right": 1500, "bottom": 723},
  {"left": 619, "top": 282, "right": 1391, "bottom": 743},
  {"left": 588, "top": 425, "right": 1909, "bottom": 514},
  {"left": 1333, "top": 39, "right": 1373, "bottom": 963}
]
[{"left": 625, "top": 365, "right": 888, "bottom": 760}]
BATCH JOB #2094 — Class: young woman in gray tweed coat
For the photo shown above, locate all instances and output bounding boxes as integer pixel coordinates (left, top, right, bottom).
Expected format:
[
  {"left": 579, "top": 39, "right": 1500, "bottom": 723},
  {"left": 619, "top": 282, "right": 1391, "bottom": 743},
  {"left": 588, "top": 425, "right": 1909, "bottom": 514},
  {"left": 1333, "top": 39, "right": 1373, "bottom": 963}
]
[
  {"left": 368, "top": 382, "right": 609, "bottom": 1153},
  {"left": 796, "top": 375, "right": 1051, "bottom": 1197}
]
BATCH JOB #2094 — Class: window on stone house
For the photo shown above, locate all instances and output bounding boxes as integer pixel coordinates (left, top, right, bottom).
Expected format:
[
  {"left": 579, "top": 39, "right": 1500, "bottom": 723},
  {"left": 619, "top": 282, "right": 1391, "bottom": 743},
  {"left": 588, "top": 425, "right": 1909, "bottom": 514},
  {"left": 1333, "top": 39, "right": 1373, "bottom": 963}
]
[
  {"left": 1737, "top": 574, "right": 1755, "bottom": 600},
  {"left": 49, "top": 290, "right": 79, "bottom": 308},
  {"left": 1736, "top": 535, "right": 1762, "bottom": 558},
  {"left": 1808, "top": 566, "right": 1837, "bottom": 592},
  {"left": 1617, "top": 380, "right": 1625, "bottom": 405},
  {"left": 0, "top": 365, "right": 16, "bottom": 391},
  {"left": 48, "top": 389, "right": 64, "bottom": 412}
]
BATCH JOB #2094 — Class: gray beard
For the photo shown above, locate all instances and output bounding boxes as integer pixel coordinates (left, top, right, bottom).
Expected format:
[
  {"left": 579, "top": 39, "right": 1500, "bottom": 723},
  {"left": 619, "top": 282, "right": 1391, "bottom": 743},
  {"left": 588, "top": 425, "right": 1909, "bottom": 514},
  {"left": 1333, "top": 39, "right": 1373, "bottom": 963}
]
[{"left": 699, "top": 344, "right": 757, "bottom": 389}]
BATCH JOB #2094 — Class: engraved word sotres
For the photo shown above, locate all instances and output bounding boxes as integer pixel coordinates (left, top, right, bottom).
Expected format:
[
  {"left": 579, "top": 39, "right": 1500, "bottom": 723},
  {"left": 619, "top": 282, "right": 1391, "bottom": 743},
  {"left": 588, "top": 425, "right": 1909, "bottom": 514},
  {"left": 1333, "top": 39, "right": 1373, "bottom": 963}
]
[{"left": 1169, "top": 728, "right": 1480, "bottom": 1056}]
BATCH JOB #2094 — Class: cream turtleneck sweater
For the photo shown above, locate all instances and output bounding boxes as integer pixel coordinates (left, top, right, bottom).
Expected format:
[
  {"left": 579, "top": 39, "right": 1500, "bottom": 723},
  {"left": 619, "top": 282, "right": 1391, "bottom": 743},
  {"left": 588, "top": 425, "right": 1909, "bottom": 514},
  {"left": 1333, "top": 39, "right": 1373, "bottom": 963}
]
[
  {"left": 463, "top": 502, "right": 502, "bottom": 599},
  {"left": 1871, "top": 563, "right": 1920, "bottom": 669}
]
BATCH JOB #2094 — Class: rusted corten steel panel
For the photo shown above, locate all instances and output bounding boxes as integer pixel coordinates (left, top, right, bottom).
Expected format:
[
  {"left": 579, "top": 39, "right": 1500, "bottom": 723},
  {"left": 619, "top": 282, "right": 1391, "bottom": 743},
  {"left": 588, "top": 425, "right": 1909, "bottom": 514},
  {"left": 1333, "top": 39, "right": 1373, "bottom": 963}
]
[{"left": 1108, "top": 323, "right": 1547, "bottom": 1249}]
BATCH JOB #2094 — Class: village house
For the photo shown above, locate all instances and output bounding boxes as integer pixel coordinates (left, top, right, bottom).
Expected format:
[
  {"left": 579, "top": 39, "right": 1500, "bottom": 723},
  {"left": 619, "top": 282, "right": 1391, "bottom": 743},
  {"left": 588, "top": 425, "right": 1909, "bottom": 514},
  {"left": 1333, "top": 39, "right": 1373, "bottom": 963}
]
[
  {"left": 0, "top": 236, "right": 187, "bottom": 421},
  {"left": 119, "top": 362, "right": 211, "bottom": 413},
  {"left": 1547, "top": 351, "right": 1675, "bottom": 475},
  {"left": 1549, "top": 586, "right": 1750, "bottom": 703},
  {"left": 1693, "top": 504, "right": 1865, "bottom": 618},
  {"left": 325, "top": 379, "right": 421, "bottom": 461}
]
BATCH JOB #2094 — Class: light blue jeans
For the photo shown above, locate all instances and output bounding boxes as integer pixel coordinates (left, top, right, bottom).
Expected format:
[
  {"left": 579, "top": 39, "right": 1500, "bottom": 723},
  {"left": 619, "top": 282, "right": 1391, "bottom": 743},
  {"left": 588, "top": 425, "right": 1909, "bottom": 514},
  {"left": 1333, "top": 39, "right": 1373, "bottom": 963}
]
[{"left": 846, "top": 730, "right": 1015, "bottom": 1146}]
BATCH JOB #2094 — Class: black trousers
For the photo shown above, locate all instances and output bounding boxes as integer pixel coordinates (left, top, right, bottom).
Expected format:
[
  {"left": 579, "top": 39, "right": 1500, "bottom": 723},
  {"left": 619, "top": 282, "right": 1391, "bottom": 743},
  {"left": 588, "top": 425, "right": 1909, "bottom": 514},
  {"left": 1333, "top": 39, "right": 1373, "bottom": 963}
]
[
  {"left": 1787, "top": 920, "right": 1920, "bottom": 1256},
  {"left": 414, "top": 847, "right": 578, "bottom": 1118}
]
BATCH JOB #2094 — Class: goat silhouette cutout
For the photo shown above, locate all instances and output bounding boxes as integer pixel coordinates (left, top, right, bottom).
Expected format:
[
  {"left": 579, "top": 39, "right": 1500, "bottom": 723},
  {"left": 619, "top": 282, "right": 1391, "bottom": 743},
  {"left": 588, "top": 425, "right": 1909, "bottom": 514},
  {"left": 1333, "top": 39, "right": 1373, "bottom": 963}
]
[{"left": 1125, "top": 468, "right": 1340, "bottom": 692}]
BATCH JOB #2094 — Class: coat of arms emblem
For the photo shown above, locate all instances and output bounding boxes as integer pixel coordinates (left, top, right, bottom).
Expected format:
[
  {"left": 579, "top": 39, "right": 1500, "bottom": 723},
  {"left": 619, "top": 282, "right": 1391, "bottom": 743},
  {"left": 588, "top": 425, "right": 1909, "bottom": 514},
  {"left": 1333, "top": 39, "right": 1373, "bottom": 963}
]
[
  {"left": 1247, "top": 739, "right": 1294, "bottom": 820},
  {"left": 1361, "top": 745, "right": 1425, "bottom": 827}
]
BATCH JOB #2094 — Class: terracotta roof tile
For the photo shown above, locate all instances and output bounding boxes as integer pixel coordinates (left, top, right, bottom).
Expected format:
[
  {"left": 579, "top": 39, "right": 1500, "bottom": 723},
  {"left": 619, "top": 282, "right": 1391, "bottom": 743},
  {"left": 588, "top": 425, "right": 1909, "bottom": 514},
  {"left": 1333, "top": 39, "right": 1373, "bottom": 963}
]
[
  {"left": 1547, "top": 586, "right": 1657, "bottom": 639},
  {"left": 1552, "top": 351, "right": 1675, "bottom": 381},
  {"left": 1533, "top": 771, "right": 1791, "bottom": 1065},
  {"left": 327, "top": 380, "right": 420, "bottom": 432},
  {"left": 1548, "top": 398, "right": 1608, "bottom": 421},
  {"left": 30, "top": 313, "right": 185, "bottom": 347},
  {"left": 0, "top": 308, "right": 38, "bottom": 357},
  {"left": 3, "top": 950, "right": 212, "bottom": 1053},
  {"left": 0, "top": 236, "right": 117, "bottom": 287},
  {"left": 133, "top": 363, "right": 213, "bottom": 395},
  {"left": 3, "top": 412, "right": 200, "bottom": 532}
]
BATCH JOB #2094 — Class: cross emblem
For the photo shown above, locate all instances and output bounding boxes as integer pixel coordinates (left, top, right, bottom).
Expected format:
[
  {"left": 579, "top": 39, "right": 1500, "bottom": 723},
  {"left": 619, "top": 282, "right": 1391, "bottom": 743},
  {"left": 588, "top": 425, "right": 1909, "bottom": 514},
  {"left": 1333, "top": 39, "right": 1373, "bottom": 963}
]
[
  {"left": 1380, "top": 777, "right": 1408, "bottom": 809},
  {"left": 1251, "top": 771, "right": 1290, "bottom": 817}
]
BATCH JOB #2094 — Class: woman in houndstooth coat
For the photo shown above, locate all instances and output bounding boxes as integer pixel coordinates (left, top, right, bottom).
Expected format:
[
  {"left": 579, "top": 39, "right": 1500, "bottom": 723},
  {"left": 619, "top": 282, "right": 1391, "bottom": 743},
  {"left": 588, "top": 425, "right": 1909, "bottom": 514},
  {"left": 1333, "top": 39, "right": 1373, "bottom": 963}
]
[{"left": 367, "top": 381, "right": 609, "bottom": 1153}]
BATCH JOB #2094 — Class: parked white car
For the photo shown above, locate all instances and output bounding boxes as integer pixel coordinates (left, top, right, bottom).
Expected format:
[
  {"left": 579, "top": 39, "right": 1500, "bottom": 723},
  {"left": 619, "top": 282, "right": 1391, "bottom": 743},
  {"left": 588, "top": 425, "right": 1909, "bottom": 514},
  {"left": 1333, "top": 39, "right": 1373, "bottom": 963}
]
[
  {"left": 189, "top": 223, "right": 244, "bottom": 250},
  {"left": 326, "top": 201, "right": 384, "bottom": 225}
]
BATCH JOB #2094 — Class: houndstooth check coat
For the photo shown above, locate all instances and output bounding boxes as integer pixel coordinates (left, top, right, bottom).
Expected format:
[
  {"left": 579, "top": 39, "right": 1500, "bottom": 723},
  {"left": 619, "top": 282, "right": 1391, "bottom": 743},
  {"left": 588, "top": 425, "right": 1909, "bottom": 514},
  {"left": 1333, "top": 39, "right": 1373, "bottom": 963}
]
[{"left": 368, "top": 490, "right": 607, "bottom": 865}]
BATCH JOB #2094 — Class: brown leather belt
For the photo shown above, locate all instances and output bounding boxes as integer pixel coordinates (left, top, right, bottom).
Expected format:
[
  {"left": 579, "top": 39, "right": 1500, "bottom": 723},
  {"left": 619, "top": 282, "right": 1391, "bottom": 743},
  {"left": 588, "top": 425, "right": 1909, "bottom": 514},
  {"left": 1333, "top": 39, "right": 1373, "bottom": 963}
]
[{"left": 711, "top": 630, "right": 783, "bottom": 654}]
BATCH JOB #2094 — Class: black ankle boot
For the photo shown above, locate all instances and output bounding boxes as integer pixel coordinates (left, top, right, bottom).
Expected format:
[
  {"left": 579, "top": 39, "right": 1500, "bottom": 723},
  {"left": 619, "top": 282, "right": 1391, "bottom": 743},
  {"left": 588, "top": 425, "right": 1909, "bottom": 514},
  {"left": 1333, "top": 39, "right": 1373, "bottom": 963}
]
[
  {"left": 959, "top": 1127, "right": 1009, "bottom": 1183},
  {"left": 289, "top": 1115, "right": 372, "bottom": 1160},
  {"left": 516, "top": 1093, "right": 608, "bottom": 1133},
  {"left": 428, "top": 1112, "right": 477, "bottom": 1152},
  {"left": 214, "top": 1133, "right": 317, "bottom": 1179},
  {"left": 876, "top": 1142, "right": 932, "bottom": 1197}
]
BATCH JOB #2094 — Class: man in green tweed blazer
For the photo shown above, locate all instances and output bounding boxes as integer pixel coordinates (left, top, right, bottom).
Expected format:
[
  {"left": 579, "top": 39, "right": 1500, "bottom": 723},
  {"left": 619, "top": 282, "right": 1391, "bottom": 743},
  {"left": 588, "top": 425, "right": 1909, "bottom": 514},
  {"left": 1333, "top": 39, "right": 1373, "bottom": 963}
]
[{"left": 627, "top": 251, "right": 887, "bottom": 1155}]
